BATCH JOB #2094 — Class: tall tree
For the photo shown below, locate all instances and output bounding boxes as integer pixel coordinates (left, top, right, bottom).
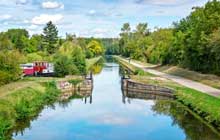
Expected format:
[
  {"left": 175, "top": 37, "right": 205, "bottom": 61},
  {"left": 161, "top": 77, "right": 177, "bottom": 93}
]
[
  {"left": 0, "top": 33, "right": 13, "bottom": 50},
  {"left": 43, "top": 21, "right": 58, "bottom": 54},
  {"left": 5, "top": 29, "right": 29, "bottom": 52}
]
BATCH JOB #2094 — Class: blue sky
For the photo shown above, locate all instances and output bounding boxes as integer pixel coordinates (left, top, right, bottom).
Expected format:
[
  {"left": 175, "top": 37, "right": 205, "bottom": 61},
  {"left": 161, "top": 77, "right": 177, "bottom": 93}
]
[{"left": 0, "top": 0, "right": 208, "bottom": 38}]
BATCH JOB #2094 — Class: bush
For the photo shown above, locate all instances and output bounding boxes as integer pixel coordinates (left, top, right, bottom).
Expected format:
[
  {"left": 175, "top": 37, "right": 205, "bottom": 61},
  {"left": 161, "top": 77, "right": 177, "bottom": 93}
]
[
  {"left": 0, "top": 50, "right": 22, "bottom": 85},
  {"left": 42, "top": 81, "right": 61, "bottom": 103},
  {"left": 54, "top": 55, "right": 79, "bottom": 77},
  {"left": 0, "top": 101, "right": 16, "bottom": 140},
  {"left": 14, "top": 98, "right": 31, "bottom": 120},
  {"left": 54, "top": 42, "right": 87, "bottom": 77}
]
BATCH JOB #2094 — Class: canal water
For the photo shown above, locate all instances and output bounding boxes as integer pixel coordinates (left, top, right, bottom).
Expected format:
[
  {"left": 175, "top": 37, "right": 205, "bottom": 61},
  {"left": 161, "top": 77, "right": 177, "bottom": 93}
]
[{"left": 13, "top": 61, "right": 220, "bottom": 140}]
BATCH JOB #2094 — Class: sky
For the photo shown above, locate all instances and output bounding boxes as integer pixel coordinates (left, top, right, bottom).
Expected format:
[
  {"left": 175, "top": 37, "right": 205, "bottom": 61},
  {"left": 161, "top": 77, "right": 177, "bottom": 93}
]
[{"left": 0, "top": 0, "right": 209, "bottom": 38}]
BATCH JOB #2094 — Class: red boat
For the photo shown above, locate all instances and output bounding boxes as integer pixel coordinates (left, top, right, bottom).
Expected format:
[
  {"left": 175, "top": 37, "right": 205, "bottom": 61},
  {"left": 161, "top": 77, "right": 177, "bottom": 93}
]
[{"left": 20, "top": 61, "right": 54, "bottom": 76}]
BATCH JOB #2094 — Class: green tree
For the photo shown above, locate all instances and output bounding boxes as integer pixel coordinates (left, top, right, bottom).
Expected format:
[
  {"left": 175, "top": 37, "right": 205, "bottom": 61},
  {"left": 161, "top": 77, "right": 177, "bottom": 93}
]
[
  {"left": 5, "top": 29, "right": 29, "bottom": 52},
  {"left": 29, "top": 34, "right": 43, "bottom": 52},
  {"left": 87, "top": 40, "right": 104, "bottom": 57},
  {"left": 0, "top": 33, "right": 13, "bottom": 50},
  {"left": 72, "top": 46, "right": 86, "bottom": 74},
  {"left": 0, "top": 50, "right": 22, "bottom": 85},
  {"left": 119, "top": 23, "right": 131, "bottom": 56},
  {"left": 54, "top": 55, "right": 78, "bottom": 77},
  {"left": 43, "top": 21, "right": 59, "bottom": 54}
]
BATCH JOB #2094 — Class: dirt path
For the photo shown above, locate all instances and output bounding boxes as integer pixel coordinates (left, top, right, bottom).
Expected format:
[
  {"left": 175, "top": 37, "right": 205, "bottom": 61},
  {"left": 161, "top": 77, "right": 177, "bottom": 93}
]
[{"left": 121, "top": 58, "right": 220, "bottom": 98}]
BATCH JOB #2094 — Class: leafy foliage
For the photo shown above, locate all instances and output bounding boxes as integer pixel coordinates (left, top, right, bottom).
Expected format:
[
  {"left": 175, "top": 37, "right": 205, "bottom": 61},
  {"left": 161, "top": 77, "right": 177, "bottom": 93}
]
[
  {"left": 54, "top": 41, "right": 86, "bottom": 77},
  {"left": 119, "top": 0, "right": 220, "bottom": 75},
  {"left": 0, "top": 50, "right": 22, "bottom": 85},
  {"left": 87, "top": 40, "right": 104, "bottom": 57}
]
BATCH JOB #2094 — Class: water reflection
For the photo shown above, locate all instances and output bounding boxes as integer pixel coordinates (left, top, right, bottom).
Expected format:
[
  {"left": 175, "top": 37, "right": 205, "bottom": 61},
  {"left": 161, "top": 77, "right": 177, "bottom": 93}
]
[{"left": 152, "top": 100, "right": 220, "bottom": 140}]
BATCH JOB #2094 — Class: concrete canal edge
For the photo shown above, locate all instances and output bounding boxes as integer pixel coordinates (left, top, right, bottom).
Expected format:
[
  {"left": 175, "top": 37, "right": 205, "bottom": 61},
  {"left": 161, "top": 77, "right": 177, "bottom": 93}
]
[{"left": 122, "top": 78, "right": 174, "bottom": 98}]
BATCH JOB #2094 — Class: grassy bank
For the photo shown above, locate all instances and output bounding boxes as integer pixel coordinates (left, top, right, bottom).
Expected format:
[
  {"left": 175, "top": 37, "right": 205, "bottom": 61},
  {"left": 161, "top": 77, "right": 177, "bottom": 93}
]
[
  {"left": 0, "top": 81, "right": 61, "bottom": 140},
  {"left": 154, "top": 65, "right": 220, "bottom": 89},
  {"left": 86, "top": 56, "right": 102, "bottom": 72},
  {"left": 116, "top": 56, "right": 220, "bottom": 130}
]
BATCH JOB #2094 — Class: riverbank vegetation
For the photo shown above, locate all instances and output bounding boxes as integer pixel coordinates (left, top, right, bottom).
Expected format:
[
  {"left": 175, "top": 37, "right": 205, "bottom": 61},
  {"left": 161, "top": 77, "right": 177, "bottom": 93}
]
[
  {"left": 0, "top": 21, "right": 104, "bottom": 85},
  {"left": 0, "top": 81, "right": 60, "bottom": 140},
  {"left": 114, "top": 0, "right": 220, "bottom": 76}
]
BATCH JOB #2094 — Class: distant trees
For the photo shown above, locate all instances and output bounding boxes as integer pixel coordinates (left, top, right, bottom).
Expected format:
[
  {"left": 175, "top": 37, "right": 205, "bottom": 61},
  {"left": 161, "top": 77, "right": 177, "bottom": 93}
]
[
  {"left": 86, "top": 40, "right": 104, "bottom": 58},
  {"left": 43, "top": 21, "right": 59, "bottom": 54},
  {"left": 101, "top": 38, "right": 120, "bottom": 55},
  {"left": 118, "top": 0, "right": 220, "bottom": 75},
  {"left": 119, "top": 22, "right": 150, "bottom": 60}
]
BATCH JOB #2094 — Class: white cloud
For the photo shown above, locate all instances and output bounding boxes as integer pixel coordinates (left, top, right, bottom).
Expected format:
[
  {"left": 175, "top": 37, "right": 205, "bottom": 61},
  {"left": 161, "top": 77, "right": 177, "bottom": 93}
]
[
  {"left": 31, "top": 14, "right": 63, "bottom": 25},
  {"left": 94, "top": 114, "right": 133, "bottom": 125},
  {"left": 42, "top": 1, "right": 64, "bottom": 9},
  {"left": 16, "top": 0, "right": 28, "bottom": 5},
  {"left": 135, "top": 0, "right": 192, "bottom": 6},
  {"left": 28, "top": 24, "right": 38, "bottom": 30},
  {"left": 0, "top": 14, "right": 12, "bottom": 20},
  {"left": 88, "top": 9, "right": 96, "bottom": 15}
]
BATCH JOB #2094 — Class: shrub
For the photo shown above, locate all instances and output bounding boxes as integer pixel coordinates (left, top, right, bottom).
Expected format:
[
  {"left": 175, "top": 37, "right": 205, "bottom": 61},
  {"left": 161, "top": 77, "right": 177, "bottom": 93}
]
[
  {"left": 54, "top": 55, "right": 79, "bottom": 77},
  {"left": 14, "top": 98, "right": 31, "bottom": 120},
  {"left": 42, "top": 81, "right": 61, "bottom": 104},
  {"left": 0, "top": 50, "right": 22, "bottom": 85}
]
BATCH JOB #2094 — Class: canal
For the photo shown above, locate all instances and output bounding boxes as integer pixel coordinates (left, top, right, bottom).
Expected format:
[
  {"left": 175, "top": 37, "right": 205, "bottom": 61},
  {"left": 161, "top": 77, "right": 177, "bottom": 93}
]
[{"left": 13, "top": 60, "right": 220, "bottom": 140}]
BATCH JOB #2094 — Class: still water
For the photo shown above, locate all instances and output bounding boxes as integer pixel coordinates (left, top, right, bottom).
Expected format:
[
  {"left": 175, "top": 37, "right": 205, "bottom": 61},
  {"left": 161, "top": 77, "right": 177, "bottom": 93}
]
[{"left": 13, "top": 62, "right": 220, "bottom": 140}]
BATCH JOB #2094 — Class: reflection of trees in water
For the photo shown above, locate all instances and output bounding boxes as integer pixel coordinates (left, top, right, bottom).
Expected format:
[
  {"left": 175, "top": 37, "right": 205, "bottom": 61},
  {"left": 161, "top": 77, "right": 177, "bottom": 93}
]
[
  {"left": 9, "top": 91, "right": 92, "bottom": 139},
  {"left": 121, "top": 78, "right": 220, "bottom": 140},
  {"left": 152, "top": 100, "right": 220, "bottom": 140},
  {"left": 7, "top": 108, "right": 44, "bottom": 139},
  {"left": 91, "top": 64, "right": 103, "bottom": 75},
  {"left": 90, "top": 58, "right": 105, "bottom": 75},
  {"left": 59, "top": 94, "right": 92, "bottom": 109}
]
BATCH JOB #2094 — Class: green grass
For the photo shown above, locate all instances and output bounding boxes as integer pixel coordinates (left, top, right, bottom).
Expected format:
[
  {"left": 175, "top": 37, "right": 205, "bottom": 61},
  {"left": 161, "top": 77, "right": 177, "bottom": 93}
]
[
  {"left": 0, "top": 81, "right": 61, "bottom": 140},
  {"left": 68, "top": 79, "right": 83, "bottom": 85}
]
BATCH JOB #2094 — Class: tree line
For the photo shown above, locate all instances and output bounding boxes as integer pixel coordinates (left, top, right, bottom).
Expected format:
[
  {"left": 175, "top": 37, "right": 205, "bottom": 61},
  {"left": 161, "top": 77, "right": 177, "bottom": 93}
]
[
  {"left": 0, "top": 21, "right": 104, "bottom": 85},
  {"left": 118, "top": 0, "right": 220, "bottom": 75}
]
